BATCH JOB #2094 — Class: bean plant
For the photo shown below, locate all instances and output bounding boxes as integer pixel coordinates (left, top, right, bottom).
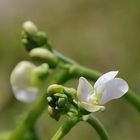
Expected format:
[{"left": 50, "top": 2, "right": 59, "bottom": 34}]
[{"left": 1, "top": 21, "right": 140, "bottom": 140}]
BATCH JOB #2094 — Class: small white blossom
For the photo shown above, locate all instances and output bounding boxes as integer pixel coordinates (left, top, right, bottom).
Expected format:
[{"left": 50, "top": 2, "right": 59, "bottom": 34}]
[
  {"left": 77, "top": 71, "right": 129, "bottom": 112},
  {"left": 10, "top": 61, "right": 48, "bottom": 103}
]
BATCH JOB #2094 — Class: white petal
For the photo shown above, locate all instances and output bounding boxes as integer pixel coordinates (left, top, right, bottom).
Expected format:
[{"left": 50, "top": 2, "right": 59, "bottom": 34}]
[
  {"left": 77, "top": 77, "right": 93, "bottom": 102},
  {"left": 12, "top": 86, "right": 39, "bottom": 103},
  {"left": 10, "top": 61, "right": 35, "bottom": 89},
  {"left": 100, "top": 78, "right": 129, "bottom": 104},
  {"left": 10, "top": 61, "right": 39, "bottom": 103},
  {"left": 94, "top": 71, "right": 118, "bottom": 89},
  {"left": 81, "top": 102, "right": 105, "bottom": 112}
]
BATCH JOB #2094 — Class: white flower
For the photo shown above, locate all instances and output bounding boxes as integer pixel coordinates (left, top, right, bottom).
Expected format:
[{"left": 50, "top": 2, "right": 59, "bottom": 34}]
[
  {"left": 10, "top": 61, "right": 48, "bottom": 103},
  {"left": 77, "top": 71, "right": 129, "bottom": 112}
]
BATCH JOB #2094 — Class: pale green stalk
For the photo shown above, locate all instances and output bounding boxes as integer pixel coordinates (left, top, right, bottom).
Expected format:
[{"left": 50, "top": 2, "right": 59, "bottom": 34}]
[
  {"left": 51, "top": 117, "right": 80, "bottom": 140},
  {"left": 84, "top": 115, "right": 109, "bottom": 140}
]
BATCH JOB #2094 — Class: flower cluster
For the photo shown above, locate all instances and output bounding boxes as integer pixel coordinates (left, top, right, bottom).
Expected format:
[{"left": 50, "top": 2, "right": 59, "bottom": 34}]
[{"left": 10, "top": 21, "right": 129, "bottom": 116}]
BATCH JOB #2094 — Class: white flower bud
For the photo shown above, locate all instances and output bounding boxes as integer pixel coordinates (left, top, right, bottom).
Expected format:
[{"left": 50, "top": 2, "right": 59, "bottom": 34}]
[
  {"left": 10, "top": 61, "right": 48, "bottom": 103},
  {"left": 22, "top": 21, "right": 38, "bottom": 36}
]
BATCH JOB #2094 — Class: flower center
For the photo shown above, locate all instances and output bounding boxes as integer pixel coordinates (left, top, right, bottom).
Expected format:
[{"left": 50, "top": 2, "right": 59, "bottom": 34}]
[{"left": 89, "top": 86, "right": 103, "bottom": 105}]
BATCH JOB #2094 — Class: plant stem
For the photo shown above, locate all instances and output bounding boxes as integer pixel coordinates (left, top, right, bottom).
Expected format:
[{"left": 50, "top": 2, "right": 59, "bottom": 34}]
[
  {"left": 124, "top": 90, "right": 140, "bottom": 112},
  {"left": 84, "top": 115, "right": 109, "bottom": 140},
  {"left": 51, "top": 117, "right": 80, "bottom": 140},
  {"left": 51, "top": 114, "right": 110, "bottom": 140},
  {"left": 51, "top": 70, "right": 73, "bottom": 84},
  {"left": 53, "top": 50, "right": 78, "bottom": 65},
  {"left": 9, "top": 93, "right": 48, "bottom": 140}
]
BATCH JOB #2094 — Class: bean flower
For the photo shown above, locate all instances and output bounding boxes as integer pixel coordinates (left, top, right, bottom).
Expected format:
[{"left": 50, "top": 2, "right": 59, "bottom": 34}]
[
  {"left": 10, "top": 61, "right": 48, "bottom": 103},
  {"left": 77, "top": 71, "right": 129, "bottom": 112}
]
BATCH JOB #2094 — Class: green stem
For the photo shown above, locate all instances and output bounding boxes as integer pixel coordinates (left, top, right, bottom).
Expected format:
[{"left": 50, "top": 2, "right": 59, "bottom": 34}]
[
  {"left": 51, "top": 70, "right": 73, "bottom": 84},
  {"left": 84, "top": 115, "right": 109, "bottom": 140},
  {"left": 9, "top": 93, "right": 48, "bottom": 140},
  {"left": 124, "top": 90, "right": 140, "bottom": 112},
  {"left": 53, "top": 50, "right": 78, "bottom": 65},
  {"left": 29, "top": 127, "right": 41, "bottom": 140},
  {"left": 51, "top": 117, "right": 80, "bottom": 140},
  {"left": 51, "top": 114, "right": 109, "bottom": 140},
  {"left": 70, "top": 65, "right": 101, "bottom": 81}
]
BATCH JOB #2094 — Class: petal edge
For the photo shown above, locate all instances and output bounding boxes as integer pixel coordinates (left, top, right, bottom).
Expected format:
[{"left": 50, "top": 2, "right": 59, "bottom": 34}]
[
  {"left": 77, "top": 77, "right": 93, "bottom": 102},
  {"left": 81, "top": 102, "right": 105, "bottom": 112},
  {"left": 94, "top": 71, "right": 119, "bottom": 89},
  {"left": 100, "top": 78, "right": 128, "bottom": 104}
]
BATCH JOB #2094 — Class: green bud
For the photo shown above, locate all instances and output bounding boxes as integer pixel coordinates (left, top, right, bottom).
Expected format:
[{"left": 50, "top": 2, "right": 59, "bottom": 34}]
[
  {"left": 22, "top": 21, "right": 38, "bottom": 36},
  {"left": 22, "top": 21, "right": 52, "bottom": 51},
  {"left": 63, "top": 87, "right": 77, "bottom": 99},
  {"left": 46, "top": 96, "right": 53, "bottom": 103},
  {"left": 47, "top": 96, "right": 56, "bottom": 107},
  {"left": 53, "top": 93, "right": 67, "bottom": 99},
  {"left": 24, "top": 31, "right": 48, "bottom": 47},
  {"left": 29, "top": 48, "right": 58, "bottom": 68},
  {"left": 48, "top": 106, "right": 60, "bottom": 121},
  {"left": 31, "top": 63, "right": 49, "bottom": 86},
  {"left": 22, "top": 38, "right": 28, "bottom": 44},
  {"left": 22, "top": 38, "right": 38, "bottom": 51},
  {"left": 47, "top": 84, "right": 64, "bottom": 96},
  {"left": 57, "top": 97, "right": 67, "bottom": 108},
  {"left": 33, "top": 63, "right": 49, "bottom": 80},
  {"left": 33, "top": 32, "right": 48, "bottom": 46}
]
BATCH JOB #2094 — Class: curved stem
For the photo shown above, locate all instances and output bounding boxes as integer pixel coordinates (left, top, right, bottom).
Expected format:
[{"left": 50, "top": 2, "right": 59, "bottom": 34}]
[
  {"left": 9, "top": 93, "right": 48, "bottom": 140},
  {"left": 83, "top": 115, "right": 109, "bottom": 140},
  {"left": 124, "top": 90, "right": 140, "bottom": 112},
  {"left": 29, "top": 127, "right": 41, "bottom": 140},
  {"left": 51, "top": 70, "right": 73, "bottom": 84},
  {"left": 51, "top": 117, "right": 80, "bottom": 140},
  {"left": 53, "top": 50, "right": 78, "bottom": 65}
]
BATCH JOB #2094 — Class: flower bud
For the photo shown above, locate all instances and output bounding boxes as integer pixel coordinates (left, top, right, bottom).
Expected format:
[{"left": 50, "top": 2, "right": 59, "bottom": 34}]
[
  {"left": 22, "top": 21, "right": 52, "bottom": 51},
  {"left": 63, "top": 87, "right": 76, "bottom": 99},
  {"left": 22, "top": 21, "right": 38, "bottom": 36},
  {"left": 29, "top": 48, "right": 58, "bottom": 68},
  {"left": 47, "top": 84, "right": 64, "bottom": 96},
  {"left": 48, "top": 106, "right": 60, "bottom": 121},
  {"left": 31, "top": 63, "right": 49, "bottom": 84},
  {"left": 22, "top": 38, "right": 37, "bottom": 51},
  {"left": 57, "top": 97, "right": 67, "bottom": 108},
  {"left": 47, "top": 92, "right": 70, "bottom": 120},
  {"left": 47, "top": 96, "right": 56, "bottom": 107},
  {"left": 33, "top": 32, "right": 48, "bottom": 46},
  {"left": 10, "top": 61, "right": 49, "bottom": 103}
]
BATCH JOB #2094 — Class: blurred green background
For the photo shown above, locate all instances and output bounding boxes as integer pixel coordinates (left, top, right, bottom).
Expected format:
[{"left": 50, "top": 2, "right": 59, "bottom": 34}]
[{"left": 0, "top": 0, "right": 140, "bottom": 139}]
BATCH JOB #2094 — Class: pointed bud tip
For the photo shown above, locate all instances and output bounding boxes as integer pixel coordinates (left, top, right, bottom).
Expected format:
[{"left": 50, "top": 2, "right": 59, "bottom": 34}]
[{"left": 22, "top": 21, "right": 38, "bottom": 35}]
